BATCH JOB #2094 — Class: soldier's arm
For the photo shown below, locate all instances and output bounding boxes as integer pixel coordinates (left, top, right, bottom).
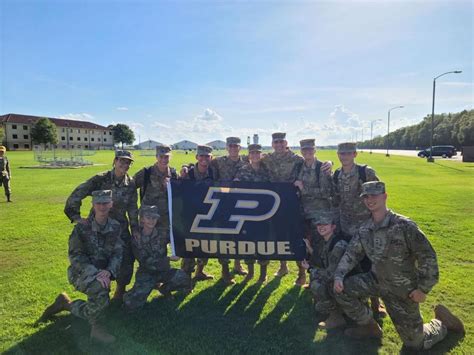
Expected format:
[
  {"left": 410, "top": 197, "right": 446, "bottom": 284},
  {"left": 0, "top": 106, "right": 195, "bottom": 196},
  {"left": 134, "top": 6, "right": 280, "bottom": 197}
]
[
  {"left": 320, "top": 169, "right": 334, "bottom": 198},
  {"left": 133, "top": 168, "right": 145, "bottom": 189},
  {"left": 6, "top": 158, "right": 11, "bottom": 178},
  {"left": 106, "top": 227, "right": 124, "bottom": 279},
  {"left": 310, "top": 240, "right": 348, "bottom": 282},
  {"left": 366, "top": 166, "right": 379, "bottom": 182},
  {"left": 405, "top": 222, "right": 439, "bottom": 294},
  {"left": 68, "top": 226, "right": 94, "bottom": 270},
  {"left": 334, "top": 233, "right": 365, "bottom": 282},
  {"left": 210, "top": 159, "right": 220, "bottom": 181},
  {"left": 127, "top": 181, "right": 139, "bottom": 235},
  {"left": 64, "top": 175, "right": 102, "bottom": 223}
]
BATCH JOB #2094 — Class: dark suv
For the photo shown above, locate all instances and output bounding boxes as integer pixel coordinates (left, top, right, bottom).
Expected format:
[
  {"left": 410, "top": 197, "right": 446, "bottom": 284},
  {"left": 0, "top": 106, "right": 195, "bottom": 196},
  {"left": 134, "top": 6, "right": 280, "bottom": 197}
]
[{"left": 418, "top": 145, "right": 457, "bottom": 158}]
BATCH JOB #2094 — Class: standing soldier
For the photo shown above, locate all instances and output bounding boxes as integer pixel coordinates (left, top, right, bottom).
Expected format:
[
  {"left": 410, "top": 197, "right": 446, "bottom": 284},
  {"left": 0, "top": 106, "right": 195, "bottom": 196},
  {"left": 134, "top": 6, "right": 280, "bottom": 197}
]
[
  {"left": 210, "top": 137, "right": 248, "bottom": 281},
  {"left": 234, "top": 143, "right": 271, "bottom": 283},
  {"left": 333, "top": 182, "right": 465, "bottom": 350},
  {"left": 332, "top": 142, "right": 386, "bottom": 316},
  {"left": 39, "top": 190, "right": 123, "bottom": 344},
  {"left": 123, "top": 205, "right": 191, "bottom": 311},
  {"left": 0, "top": 145, "right": 12, "bottom": 202},
  {"left": 64, "top": 150, "right": 138, "bottom": 301}
]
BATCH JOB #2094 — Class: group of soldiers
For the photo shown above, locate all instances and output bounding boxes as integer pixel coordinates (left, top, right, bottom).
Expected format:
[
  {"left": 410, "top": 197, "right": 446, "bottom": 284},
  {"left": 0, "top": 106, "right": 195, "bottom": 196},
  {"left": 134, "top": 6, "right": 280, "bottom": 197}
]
[
  {"left": 36, "top": 133, "right": 465, "bottom": 350},
  {"left": 0, "top": 145, "right": 12, "bottom": 202}
]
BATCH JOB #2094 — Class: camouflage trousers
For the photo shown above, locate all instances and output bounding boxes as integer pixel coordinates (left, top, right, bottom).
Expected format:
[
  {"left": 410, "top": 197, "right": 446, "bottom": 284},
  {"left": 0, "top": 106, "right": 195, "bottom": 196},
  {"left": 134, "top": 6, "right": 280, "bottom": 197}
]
[
  {"left": 0, "top": 175, "right": 11, "bottom": 197},
  {"left": 335, "top": 272, "right": 447, "bottom": 350},
  {"left": 117, "top": 228, "right": 134, "bottom": 286},
  {"left": 123, "top": 267, "right": 191, "bottom": 310},
  {"left": 181, "top": 258, "right": 208, "bottom": 274},
  {"left": 310, "top": 279, "right": 338, "bottom": 314}
]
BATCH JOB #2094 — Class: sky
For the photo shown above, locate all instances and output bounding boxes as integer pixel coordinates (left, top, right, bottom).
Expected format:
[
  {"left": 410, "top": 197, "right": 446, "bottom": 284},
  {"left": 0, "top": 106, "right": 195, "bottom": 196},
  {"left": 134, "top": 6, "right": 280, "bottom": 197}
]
[{"left": 0, "top": 0, "right": 472, "bottom": 146}]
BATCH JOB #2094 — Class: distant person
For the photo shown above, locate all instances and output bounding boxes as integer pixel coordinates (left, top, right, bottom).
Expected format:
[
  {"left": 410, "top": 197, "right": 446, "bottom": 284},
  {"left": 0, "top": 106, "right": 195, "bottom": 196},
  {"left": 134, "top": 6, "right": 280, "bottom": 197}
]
[{"left": 0, "top": 145, "right": 12, "bottom": 202}]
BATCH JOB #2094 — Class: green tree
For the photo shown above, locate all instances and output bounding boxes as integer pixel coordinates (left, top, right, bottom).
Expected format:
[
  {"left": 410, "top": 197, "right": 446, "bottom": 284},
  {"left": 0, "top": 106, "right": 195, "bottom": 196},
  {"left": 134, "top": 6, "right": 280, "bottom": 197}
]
[
  {"left": 31, "top": 118, "right": 58, "bottom": 148},
  {"left": 111, "top": 123, "right": 135, "bottom": 148}
]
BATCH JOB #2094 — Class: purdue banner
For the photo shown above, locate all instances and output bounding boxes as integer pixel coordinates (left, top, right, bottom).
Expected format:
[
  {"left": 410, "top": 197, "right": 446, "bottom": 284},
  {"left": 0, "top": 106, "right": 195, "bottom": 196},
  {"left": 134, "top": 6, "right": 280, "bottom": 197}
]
[{"left": 169, "top": 180, "right": 306, "bottom": 261}]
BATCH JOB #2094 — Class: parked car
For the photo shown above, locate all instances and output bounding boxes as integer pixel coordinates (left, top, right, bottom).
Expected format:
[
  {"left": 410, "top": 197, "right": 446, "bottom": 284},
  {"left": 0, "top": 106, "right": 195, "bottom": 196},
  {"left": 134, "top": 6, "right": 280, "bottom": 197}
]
[{"left": 418, "top": 145, "right": 457, "bottom": 158}]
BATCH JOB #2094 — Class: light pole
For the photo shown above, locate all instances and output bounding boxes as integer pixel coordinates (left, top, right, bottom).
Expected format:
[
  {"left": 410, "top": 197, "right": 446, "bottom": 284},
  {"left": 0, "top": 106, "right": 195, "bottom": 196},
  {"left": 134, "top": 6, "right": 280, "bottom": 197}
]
[
  {"left": 386, "top": 106, "right": 404, "bottom": 157},
  {"left": 369, "top": 119, "right": 380, "bottom": 154},
  {"left": 427, "top": 70, "right": 462, "bottom": 162}
]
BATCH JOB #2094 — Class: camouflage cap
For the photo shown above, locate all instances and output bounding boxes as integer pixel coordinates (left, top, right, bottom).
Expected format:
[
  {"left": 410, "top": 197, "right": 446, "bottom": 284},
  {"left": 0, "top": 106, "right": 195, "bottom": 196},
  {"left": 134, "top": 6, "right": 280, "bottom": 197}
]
[
  {"left": 337, "top": 142, "right": 357, "bottom": 153},
  {"left": 156, "top": 144, "right": 172, "bottom": 156},
  {"left": 248, "top": 144, "right": 262, "bottom": 152},
  {"left": 360, "top": 181, "right": 386, "bottom": 197},
  {"left": 0, "top": 145, "right": 6, "bottom": 152},
  {"left": 308, "top": 211, "right": 335, "bottom": 226},
  {"left": 272, "top": 132, "right": 286, "bottom": 142},
  {"left": 92, "top": 190, "right": 113, "bottom": 203},
  {"left": 226, "top": 137, "right": 241, "bottom": 145},
  {"left": 115, "top": 150, "right": 134, "bottom": 161},
  {"left": 139, "top": 205, "right": 160, "bottom": 219},
  {"left": 197, "top": 145, "right": 213, "bottom": 156},
  {"left": 300, "top": 139, "right": 315, "bottom": 149}
]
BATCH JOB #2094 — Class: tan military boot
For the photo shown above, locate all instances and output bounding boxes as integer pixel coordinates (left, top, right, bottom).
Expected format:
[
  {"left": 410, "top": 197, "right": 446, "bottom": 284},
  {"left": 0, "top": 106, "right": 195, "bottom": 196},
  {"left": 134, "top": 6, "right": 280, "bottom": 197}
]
[
  {"left": 257, "top": 264, "right": 268, "bottom": 284},
  {"left": 344, "top": 318, "right": 383, "bottom": 339},
  {"left": 90, "top": 321, "right": 116, "bottom": 344},
  {"left": 37, "top": 293, "right": 72, "bottom": 323},
  {"left": 243, "top": 264, "right": 255, "bottom": 283},
  {"left": 274, "top": 261, "right": 289, "bottom": 277},
  {"left": 318, "top": 311, "right": 347, "bottom": 329},
  {"left": 294, "top": 266, "right": 307, "bottom": 287},
  {"left": 233, "top": 260, "right": 248, "bottom": 276},
  {"left": 194, "top": 264, "right": 214, "bottom": 281},
  {"left": 221, "top": 264, "right": 236, "bottom": 285},
  {"left": 371, "top": 297, "right": 388, "bottom": 318},
  {"left": 435, "top": 304, "right": 465, "bottom": 334}
]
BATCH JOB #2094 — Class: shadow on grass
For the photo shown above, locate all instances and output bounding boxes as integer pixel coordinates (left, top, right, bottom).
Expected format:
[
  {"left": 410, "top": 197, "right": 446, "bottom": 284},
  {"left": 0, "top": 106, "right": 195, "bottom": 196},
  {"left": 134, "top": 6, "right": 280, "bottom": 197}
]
[{"left": 433, "top": 162, "right": 466, "bottom": 172}]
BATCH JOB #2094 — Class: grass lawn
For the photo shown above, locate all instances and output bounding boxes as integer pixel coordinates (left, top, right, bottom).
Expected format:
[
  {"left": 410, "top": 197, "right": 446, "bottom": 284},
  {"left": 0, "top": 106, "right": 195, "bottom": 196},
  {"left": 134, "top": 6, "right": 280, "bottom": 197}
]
[{"left": 1, "top": 150, "right": 473, "bottom": 354}]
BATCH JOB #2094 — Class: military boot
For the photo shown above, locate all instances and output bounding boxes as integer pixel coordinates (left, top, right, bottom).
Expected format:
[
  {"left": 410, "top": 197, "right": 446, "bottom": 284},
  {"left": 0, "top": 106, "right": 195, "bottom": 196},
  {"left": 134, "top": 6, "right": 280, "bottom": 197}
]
[
  {"left": 294, "top": 265, "right": 307, "bottom": 287},
  {"left": 274, "top": 261, "right": 289, "bottom": 277},
  {"left": 233, "top": 260, "right": 248, "bottom": 276},
  {"left": 435, "top": 304, "right": 465, "bottom": 334},
  {"left": 221, "top": 264, "right": 236, "bottom": 285},
  {"left": 112, "top": 283, "right": 126, "bottom": 301},
  {"left": 344, "top": 318, "right": 383, "bottom": 339},
  {"left": 243, "top": 263, "right": 255, "bottom": 283},
  {"left": 371, "top": 297, "right": 388, "bottom": 318},
  {"left": 6, "top": 194, "right": 12, "bottom": 202},
  {"left": 90, "top": 321, "right": 116, "bottom": 344},
  {"left": 318, "top": 311, "right": 347, "bottom": 329},
  {"left": 194, "top": 264, "right": 214, "bottom": 281},
  {"left": 37, "top": 292, "right": 72, "bottom": 323},
  {"left": 257, "top": 264, "right": 268, "bottom": 284}
]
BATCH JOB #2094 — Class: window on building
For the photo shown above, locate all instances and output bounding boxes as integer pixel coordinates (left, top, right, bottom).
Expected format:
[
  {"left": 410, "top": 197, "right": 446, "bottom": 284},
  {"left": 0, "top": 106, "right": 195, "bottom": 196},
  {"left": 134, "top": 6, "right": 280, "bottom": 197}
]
[
  {"left": 104, "top": 131, "right": 106, "bottom": 135},
  {"left": 62, "top": 128, "right": 65, "bottom": 133},
  {"left": 13, "top": 144, "right": 19, "bottom": 149},
  {"left": 24, "top": 144, "right": 30, "bottom": 149},
  {"left": 62, "top": 145, "right": 66, "bottom": 149},
  {"left": 12, "top": 134, "right": 18, "bottom": 139},
  {"left": 91, "top": 138, "right": 95, "bottom": 142},
  {"left": 85, "top": 145, "right": 89, "bottom": 149},
  {"left": 78, "top": 129, "right": 80, "bottom": 133},
  {"left": 61, "top": 136, "right": 65, "bottom": 141},
  {"left": 70, "top": 129, "right": 73, "bottom": 133},
  {"left": 77, "top": 137, "right": 81, "bottom": 141},
  {"left": 12, "top": 125, "right": 17, "bottom": 129},
  {"left": 104, "top": 138, "right": 107, "bottom": 142},
  {"left": 84, "top": 137, "right": 88, "bottom": 141},
  {"left": 98, "top": 138, "right": 101, "bottom": 142},
  {"left": 23, "top": 125, "right": 28, "bottom": 130},
  {"left": 71, "top": 145, "right": 74, "bottom": 149},
  {"left": 109, "top": 131, "right": 112, "bottom": 135},
  {"left": 24, "top": 135, "right": 29, "bottom": 139},
  {"left": 69, "top": 137, "right": 73, "bottom": 141}
]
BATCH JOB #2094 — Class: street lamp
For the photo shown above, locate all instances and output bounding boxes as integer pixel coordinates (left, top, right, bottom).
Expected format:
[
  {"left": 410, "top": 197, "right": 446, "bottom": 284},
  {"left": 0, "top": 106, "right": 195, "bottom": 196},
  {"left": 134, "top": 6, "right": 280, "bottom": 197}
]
[
  {"left": 427, "top": 70, "right": 462, "bottom": 162},
  {"left": 370, "top": 119, "right": 380, "bottom": 154},
  {"left": 386, "top": 106, "right": 404, "bottom": 157}
]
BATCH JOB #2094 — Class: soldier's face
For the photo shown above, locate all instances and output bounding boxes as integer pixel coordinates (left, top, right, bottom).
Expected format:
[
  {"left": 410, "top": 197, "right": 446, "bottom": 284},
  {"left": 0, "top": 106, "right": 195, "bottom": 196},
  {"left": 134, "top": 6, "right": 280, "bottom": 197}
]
[
  {"left": 227, "top": 144, "right": 241, "bottom": 158},
  {"left": 301, "top": 148, "right": 315, "bottom": 161},
  {"left": 115, "top": 158, "right": 132, "bottom": 174},
  {"left": 316, "top": 224, "right": 336, "bottom": 239},
  {"left": 249, "top": 151, "right": 261, "bottom": 163},
  {"left": 272, "top": 140, "right": 287, "bottom": 153},
  {"left": 0, "top": 151, "right": 4, "bottom": 157},
  {"left": 337, "top": 151, "right": 357, "bottom": 166},
  {"left": 93, "top": 201, "right": 113, "bottom": 217},
  {"left": 157, "top": 154, "right": 170, "bottom": 168},
  {"left": 363, "top": 193, "right": 387, "bottom": 212},
  {"left": 197, "top": 154, "right": 211, "bottom": 167},
  {"left": 141, "top": 215, "right": 158, "bottom": 229}
]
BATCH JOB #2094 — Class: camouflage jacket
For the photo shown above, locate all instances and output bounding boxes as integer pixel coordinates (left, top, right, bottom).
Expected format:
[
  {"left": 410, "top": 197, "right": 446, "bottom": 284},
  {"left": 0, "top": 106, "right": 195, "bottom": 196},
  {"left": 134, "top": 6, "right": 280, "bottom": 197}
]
[
  {"left": 132, "top": 227, "right": 170, "bottom": 273},
  {"left": 309, "top": 233, "right": 348, "bottom": 284},
  {"left": 210, "top": 155, "right": 248, "bottom": 181},
  {"left": 64, "top": 170, "right": 139, "bottom": 234},
  {"left": 261, "top": 150, "right": 304, "bottom": 182},
  {"left": 234, "top": 163, "right": 270, "bottom": 182},
  {"left": 187, "top": 163, "right": 214, "bottom": 181},
  {"left": 68, "top": 216, "right": 123, "bottom": 279},
  {"left": 0, "top": 156, "right": 11, "bottom": 178},
  {"left": 334, "top": 210, "right": 439, "bottom": 298}
]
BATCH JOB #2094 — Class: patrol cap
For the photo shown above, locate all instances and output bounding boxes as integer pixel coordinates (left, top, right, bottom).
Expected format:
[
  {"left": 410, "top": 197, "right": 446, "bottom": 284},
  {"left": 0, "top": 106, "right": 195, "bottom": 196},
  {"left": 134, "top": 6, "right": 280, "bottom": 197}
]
[
  {"left": 156, "top": 144, "right": 172, "bottom": 156},
  {"left": 0, "top": 146, "right": 6, "bottom": 152},
  {"left": 197, "top": 145, "right": 213, "bottom": 156},
  {"left": 337, "top": 142, "right": 357, "bottom": 153},
  {"left": 272, "top": 132, "right": 286, "bottom": 142},
  {"left": 226, "top": 137, "right": 241, "bottom": 146},
  {"left": 115, "top": 150, "right": 134, "bottom": 161},
  {"left": 92, "top": 190, "right": 113, "bottom": 203},
  {"left": 139, "top": 205, "right": 160, "bottom": 219},
  {"left": 300, "top": 139, "right": 315, "bottom": 149},
  {"left": 248, "top": 144, "right": 262, "bottom": 152},
  {"left": 309, "top": 211, "right": 335, "bottom": 226},
  {"left": 360, "top": 181, "right": 386, "bottom": 197}
]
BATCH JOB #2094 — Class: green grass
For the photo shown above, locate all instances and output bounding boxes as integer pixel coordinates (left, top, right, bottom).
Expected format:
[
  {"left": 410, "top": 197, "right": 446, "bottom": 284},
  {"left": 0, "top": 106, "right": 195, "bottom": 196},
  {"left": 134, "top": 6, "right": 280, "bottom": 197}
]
[{"left": 1, "top": 150, "right": 473, "bottom": 354}]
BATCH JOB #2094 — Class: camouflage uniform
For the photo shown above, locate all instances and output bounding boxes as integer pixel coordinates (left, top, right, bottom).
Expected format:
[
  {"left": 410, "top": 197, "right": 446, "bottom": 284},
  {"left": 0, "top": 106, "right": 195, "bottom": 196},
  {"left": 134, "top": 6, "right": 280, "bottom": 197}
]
[
  {"left": 334, "top": 209, "right": 446, "bottom": 350},
  {"left": 260, "top": 149, "right": 303, "bottom": 183},
  {"left": 64, "top": 169, "right": 138, "bottom": 286},
  {"left": 123, "top": 227, "right": 191, "bottom": 310},
  {"left": 68, "top": 216, "right": 123, "bottom": 322},
  {"left": 0, "top": 151, "right": 12, "bottom": 200}
]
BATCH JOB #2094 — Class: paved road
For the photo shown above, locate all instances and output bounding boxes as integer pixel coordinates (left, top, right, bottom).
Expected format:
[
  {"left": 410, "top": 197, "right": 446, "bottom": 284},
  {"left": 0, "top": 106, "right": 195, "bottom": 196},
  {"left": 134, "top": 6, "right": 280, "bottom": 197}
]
[{"left": 359, "top": 149, "right": 462, "bottom": 161}]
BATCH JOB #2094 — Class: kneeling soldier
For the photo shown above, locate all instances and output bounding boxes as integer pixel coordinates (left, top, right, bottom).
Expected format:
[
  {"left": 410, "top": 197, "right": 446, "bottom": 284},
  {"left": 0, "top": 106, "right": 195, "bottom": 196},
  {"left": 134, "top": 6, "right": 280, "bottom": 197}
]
[
  {"left": 123, "top": 205, "right": 191, "bottom": 311},
  {"left": 38, "top": 190, "right": 123, "bottom": 344},
  {"left": 333, "top": 182, "right": 465, "bottom": 350}
]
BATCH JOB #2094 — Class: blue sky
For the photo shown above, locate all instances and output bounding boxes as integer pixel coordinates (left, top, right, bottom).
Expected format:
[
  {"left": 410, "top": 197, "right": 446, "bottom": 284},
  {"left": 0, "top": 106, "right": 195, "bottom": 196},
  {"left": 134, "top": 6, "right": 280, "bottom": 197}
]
[{"left": 1, "top": 0, "right": 472, "bottom": 146}]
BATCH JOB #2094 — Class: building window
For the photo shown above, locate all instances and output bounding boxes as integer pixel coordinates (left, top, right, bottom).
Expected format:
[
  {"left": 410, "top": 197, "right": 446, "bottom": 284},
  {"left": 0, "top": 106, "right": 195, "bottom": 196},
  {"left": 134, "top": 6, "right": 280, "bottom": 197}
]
[
  {"left": 12, "top": 124, "right": 17, "bottom": 129},
  {"left": 85, "top": 145, "right": 88, "bottom": 149},
  {"left": 77, "top": 137, "right": 81, "bottom": 141},
  {"left": 13, "top": 144, "right": 19, "bottom": 149},
  {"left": 62, "top": 145, "right": 66, "bottom": 149},
  {"left": 69, "top": 137, "right": 73, "bottom": 141},
  {"left": 77, "top": 129, "right": 80, "bottom": 133},
  {"left": 71, "top": 145, "right": 74, "bottom": 149},
  {"left": 70, "top": 129, "right": 73, "bottom": 133},
  {"left": 62, "top": 128, "right": 65, "bottom": 133},
  {"left": 91, "top": 138, "right": 95, "bottom": 142},
  {"left": 61, "top": 136, "right": 65, "bottom": 141},
  {"left": 23, "top": 125, "right": 28, "bottom": 130},
  {"left": 24, "top": 135, "right": 29, "bottom": 139},
  {"left": 98, "top": 138, "right": 101, "bottom": 142},
  {"left": 109, "top": 131, "right": 112, "bottom": 135},
  {"left": 84, "top": 137, "right": 88, "bottom": 141},
  {"left": 24, "top": 144, "right": 30, "bottom": 149},
  {"left": 104, "top": 138, "right": 107, "bottom": 142},
  {"left": 104, "top": 131, "right": 106, "bottom": 135},
  {"left": 12, "top": 134, "right": 18, "bottom": 139}
]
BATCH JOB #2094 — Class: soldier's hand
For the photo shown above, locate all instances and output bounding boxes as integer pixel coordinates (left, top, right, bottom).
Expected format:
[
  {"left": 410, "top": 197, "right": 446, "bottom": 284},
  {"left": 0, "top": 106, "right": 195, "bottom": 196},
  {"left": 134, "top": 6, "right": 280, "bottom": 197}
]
[
  {"left": 180, "top": 166, "right": 189, "bottom": 177},
  {"left": 303, "top": 238, "right": 313, "bottom": 254},
  {"left": 333, "top": 279, "right": 344, "bottom": 294},
  {"left": 321, "top": 161, "right": 333, "bottom": 175},
  {"left": 133, "top": 230, "right": 140, "bottom": 241},
  {"left": 301, "top": 259, "right": 310, "bottom": 270},
  {"left": 170, "top": 255, "right": 180, "bottom": 262},
  {"left": 75, "top": 218, "right": 89, "bottom": 225},
  {"left": 409, "top": 289, "right": 426, "bottom": 303},
  {"left": 294, "top": 180, "right": 304, "bottom": 191}
]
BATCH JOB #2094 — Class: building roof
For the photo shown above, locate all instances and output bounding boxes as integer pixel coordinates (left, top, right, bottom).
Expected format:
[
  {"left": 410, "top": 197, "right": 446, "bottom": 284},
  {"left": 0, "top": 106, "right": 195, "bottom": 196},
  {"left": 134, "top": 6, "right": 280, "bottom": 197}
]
[{"left": 0, "top": 113, "right": 110, "bottom": 130}]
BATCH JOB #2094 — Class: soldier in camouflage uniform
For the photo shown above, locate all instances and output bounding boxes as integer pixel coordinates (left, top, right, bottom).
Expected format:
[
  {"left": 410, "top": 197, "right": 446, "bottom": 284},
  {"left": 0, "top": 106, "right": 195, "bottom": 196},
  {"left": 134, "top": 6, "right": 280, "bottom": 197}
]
[
  {"left": 123, "top": 205, "right": 191, "bottom": 311},
  {"left": 333, "top": 182, "right": 465, "bottom": 349},
  {"left": 39, "top": 190, "right": 123, "bottom": 344},
  {"left": 210, "top": 137, "right": 249, "bottom": 284},
  {"left": 301, "top": 212, "right": 349, "bottom": 329},
  {"left": 64, "top": 150, "right": 138, "bottom": 301},
  {"left": 234, "top": 143, "right": 271, "bottom": 283},
  {"left": 180, "top": 145, "right": 215, "bottom": 282},
  {"left": 0, "top": 146, "right": 12, "bottom": 202}
]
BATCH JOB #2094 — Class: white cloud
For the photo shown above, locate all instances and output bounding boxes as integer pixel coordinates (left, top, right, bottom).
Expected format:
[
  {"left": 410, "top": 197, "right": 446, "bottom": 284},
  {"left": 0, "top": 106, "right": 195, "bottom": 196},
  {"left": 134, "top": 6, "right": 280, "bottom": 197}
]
[
  {"left": 116, "top": 107, "right": 129, "bottom": 111},
  {"left": 58, "top": 113, "right": 95, "bottom": 121},
  {"left": 152, "top": 122, "right": 171, "bottom": 129},
  {"left": 329, "top": 105, "right": 361, "bottom": 128},
  {"left": 195, "top": 108, "right": 223, "bottom": 122}
]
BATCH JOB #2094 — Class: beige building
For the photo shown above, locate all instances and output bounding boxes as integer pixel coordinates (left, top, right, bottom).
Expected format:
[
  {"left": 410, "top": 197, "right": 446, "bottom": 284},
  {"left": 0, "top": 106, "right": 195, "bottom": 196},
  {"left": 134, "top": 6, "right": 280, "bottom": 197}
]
[{"left": 0, "top": 113, "right": 114, "bottom": 150}]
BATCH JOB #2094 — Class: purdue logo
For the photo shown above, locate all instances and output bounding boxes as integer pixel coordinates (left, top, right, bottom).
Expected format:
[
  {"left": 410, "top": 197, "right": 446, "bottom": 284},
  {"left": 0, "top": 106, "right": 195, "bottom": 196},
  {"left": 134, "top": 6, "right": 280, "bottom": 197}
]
[{"left": 190, "top": 187, "right": 281, "bottom": 234}]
